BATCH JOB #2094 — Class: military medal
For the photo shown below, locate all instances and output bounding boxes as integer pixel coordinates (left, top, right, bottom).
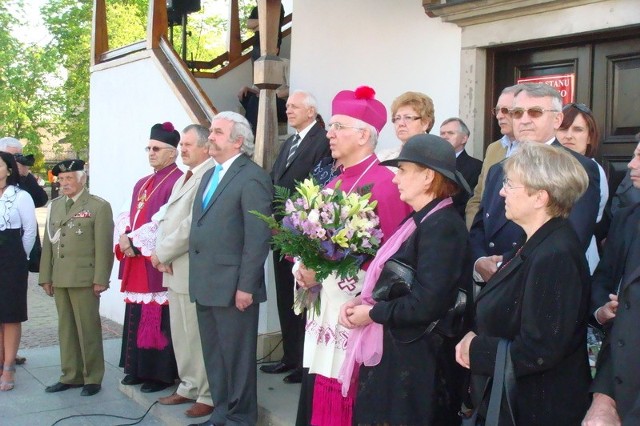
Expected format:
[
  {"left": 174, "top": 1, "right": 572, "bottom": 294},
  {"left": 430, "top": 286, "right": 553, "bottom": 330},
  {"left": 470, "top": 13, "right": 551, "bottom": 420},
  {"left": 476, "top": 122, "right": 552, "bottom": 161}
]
[{"left": 76, "top": 228, "right": 83, "bottom": 235}]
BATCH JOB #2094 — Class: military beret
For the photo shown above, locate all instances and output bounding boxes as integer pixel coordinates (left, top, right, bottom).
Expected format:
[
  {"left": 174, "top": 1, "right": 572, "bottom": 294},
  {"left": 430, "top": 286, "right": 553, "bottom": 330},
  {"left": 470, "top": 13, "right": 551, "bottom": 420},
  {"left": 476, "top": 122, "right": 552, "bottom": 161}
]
[{"left": 52, "top": 159, "right": 85, "bottom": 176}]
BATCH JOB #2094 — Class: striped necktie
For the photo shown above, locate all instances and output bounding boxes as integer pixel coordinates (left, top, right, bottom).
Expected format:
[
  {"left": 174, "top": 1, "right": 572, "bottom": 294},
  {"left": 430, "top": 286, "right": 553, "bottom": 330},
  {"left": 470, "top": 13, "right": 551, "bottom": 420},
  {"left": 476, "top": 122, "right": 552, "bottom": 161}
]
[
  {"left": 202, "top": 165, "right": 222, "bottom": 209},
  {"left": 286, "top": 134, "right": 301, "bottom": 167}
]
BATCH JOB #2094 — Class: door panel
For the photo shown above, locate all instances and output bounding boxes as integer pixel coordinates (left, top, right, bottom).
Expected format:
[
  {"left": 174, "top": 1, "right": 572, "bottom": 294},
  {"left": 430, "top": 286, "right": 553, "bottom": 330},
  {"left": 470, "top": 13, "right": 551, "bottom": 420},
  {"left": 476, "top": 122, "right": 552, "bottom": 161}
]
[
  {"left": 490, "top": 35, "right": 640, "bottom": 195},
  {"left": 593, "top": 39, "right": 640, "bottom": 191}
]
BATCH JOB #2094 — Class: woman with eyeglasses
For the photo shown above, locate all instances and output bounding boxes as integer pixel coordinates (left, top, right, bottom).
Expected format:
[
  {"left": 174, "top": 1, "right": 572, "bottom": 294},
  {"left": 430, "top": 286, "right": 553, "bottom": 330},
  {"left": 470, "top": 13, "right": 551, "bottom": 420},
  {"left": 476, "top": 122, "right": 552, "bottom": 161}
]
[
  {"left": 556, "top": 103, "right": 609, "bottom": 273},
  {"left": 456, "top": 143, "right": 592, "bottom": 426},
  {"left": 377, "top": 91, "right": 435, "bottom": 162}
]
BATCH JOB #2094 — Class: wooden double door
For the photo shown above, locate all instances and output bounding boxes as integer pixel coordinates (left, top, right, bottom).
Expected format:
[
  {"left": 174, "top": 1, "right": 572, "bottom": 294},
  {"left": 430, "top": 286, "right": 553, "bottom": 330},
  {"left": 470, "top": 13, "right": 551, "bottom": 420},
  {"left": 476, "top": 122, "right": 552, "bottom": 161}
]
[{"left": 488, "top": 30, "right": 640, "bottom": 194}]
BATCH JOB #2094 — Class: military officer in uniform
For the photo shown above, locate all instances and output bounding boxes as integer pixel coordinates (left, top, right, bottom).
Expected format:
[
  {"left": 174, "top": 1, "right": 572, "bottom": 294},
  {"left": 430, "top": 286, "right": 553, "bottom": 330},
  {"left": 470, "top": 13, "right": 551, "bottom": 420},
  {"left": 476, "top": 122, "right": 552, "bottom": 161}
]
[{"left": 40, "top": 160, "right": 114, "bottom": 397}]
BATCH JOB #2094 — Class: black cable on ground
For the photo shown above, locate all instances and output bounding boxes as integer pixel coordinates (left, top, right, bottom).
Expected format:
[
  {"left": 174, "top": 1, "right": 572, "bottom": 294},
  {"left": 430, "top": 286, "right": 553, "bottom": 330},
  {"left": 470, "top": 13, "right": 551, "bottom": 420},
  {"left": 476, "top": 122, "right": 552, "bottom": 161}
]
[
  {"left": 50, "top": 401, "right": 158, "bottom": 426},
  {"left": 255, "top": 336, "right": 283, "bottom": 364}
]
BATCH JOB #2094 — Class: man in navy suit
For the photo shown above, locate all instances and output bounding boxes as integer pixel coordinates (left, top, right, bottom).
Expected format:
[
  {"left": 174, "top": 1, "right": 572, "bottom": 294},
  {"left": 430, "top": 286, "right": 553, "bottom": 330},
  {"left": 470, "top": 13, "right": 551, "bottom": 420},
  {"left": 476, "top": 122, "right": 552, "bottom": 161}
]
[
  {"left": 261, "top": 90, "right": 330, "bottom": 383},
  {"left": 439, "top": 117, "right": 482, "bottom": 217},
  {"left": 583, "top": 141, "right": 640, "bottom": 425},
  {"left": 470, "top": 83, "right": 600, "bottom": 283},
  {"left": 188, "top": 111, "right": 273, "bottom": 426}
]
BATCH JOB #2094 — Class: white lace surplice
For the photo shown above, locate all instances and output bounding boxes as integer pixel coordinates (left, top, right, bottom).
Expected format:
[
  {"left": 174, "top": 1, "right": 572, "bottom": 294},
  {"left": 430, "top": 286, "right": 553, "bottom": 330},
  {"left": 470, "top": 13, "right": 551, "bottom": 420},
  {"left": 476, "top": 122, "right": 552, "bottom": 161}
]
[{"left": 303, "top": 269, "right": 365, "bottom": 379}]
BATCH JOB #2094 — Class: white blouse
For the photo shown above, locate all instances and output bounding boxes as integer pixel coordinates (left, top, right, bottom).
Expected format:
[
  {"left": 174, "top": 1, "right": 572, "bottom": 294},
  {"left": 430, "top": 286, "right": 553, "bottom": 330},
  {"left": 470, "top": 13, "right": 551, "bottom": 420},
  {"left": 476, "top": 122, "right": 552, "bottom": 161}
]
[{"left": 0, "top": 185, "right": 37, "bottom": 257}]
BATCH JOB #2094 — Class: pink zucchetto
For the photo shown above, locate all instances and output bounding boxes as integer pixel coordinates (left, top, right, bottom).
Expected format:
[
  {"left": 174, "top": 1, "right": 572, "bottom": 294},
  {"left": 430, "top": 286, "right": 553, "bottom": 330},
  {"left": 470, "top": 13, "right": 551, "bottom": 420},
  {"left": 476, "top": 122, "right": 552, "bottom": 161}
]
[{"left": 331, "top": 85, "right": 387, "bottom": 133}]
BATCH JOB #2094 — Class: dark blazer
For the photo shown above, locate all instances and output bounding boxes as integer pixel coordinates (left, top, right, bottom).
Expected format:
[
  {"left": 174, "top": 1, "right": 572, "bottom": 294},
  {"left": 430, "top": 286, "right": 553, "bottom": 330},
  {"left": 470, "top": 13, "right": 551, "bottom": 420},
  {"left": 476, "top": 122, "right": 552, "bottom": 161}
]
[
  {"left": 590, "top": 203, "right": 640, "bottom": 424},
  {"left": 469, "top": 139, "right": 601, "bottom": 261},
  {"left": 189, "top": 154, "right": 273, "bottom": 306},
  {"left": 470, "top": 218, "right": 592, "bottom": 426},
  {"left": 270, "top": 121, "right": 331, "bottom": 190},
  {"left": 453, "top": 150, "right": 482, "bottom": 217},
  {"left": 19, "top": 173, "right": 48, "bottom": 207}
]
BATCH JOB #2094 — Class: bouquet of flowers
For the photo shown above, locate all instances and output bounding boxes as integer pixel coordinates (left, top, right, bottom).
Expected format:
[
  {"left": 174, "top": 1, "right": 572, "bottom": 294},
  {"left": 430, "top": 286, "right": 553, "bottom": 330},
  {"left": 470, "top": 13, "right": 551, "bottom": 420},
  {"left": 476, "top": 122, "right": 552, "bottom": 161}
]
[{"left": 252, "top": 178, "right": 383, "bottom": 315}]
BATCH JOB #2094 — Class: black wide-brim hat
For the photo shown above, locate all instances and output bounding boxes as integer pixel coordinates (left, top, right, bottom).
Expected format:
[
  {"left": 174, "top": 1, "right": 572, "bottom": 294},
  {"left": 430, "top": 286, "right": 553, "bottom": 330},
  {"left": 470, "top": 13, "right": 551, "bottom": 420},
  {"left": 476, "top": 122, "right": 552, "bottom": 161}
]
[
  {"left": 52, "top": 159, "right": 85, "bottom": 176},
  {"left": 380, "top": 134, "right": 471, "bottom": 195}
]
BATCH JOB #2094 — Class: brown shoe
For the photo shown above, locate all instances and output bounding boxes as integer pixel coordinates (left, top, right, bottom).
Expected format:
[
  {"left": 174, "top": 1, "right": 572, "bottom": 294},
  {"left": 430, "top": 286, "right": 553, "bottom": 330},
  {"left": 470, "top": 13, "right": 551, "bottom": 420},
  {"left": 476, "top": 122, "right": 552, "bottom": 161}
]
[
  {"left": 185, "top": 402, "right": 214, "bottom": 418},
  {"left": 158, "top": 393, "right": 195, "bottom": 405}
]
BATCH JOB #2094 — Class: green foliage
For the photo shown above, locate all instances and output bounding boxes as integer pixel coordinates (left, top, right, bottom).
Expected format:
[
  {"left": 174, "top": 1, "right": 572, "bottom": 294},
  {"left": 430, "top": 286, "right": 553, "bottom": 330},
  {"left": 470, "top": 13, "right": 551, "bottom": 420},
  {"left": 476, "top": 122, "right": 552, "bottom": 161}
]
[
  {"left": 107, "top": 1, "right": 148, "bottom": 49},
  {"left": 0, "top": 0, "right": 60, "bottom": 164},
  {"left": 0, "top": 0, "right": 261, "bottom": 160}
]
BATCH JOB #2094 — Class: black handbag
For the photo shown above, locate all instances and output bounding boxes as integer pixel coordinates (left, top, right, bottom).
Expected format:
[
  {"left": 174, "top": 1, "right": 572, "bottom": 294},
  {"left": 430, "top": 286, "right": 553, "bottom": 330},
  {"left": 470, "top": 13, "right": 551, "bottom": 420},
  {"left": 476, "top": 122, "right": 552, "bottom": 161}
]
[
  {"left": 372, "top": 258, "right": 468, "bottom": 341},
  {"left": 371, "top": 258, "right": 414, "bottom": 302},
  {"left": 462, "top": 339, "right": 517, "bottom": 426}
]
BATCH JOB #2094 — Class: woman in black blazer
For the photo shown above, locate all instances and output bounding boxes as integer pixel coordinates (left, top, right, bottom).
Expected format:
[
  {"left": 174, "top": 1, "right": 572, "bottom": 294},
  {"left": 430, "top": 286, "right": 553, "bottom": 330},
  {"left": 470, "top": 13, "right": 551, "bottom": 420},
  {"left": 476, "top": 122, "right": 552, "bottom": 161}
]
[
  {"left": 456, "top": 143, "right": 593, "bottom": 425},
  {"left": 338, "top": 134, "right": 472, "bottom": 425}
]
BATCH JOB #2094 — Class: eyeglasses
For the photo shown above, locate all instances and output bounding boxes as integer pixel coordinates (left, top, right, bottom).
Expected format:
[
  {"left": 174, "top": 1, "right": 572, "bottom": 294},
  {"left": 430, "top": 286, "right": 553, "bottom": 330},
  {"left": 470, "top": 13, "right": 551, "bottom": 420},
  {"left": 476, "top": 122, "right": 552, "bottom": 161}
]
[
  {"left": 327, "top": 122, "right": 364, "bottom": 132},
  {"left": 502, "top": 177, "right": 524, "bottom": 191},
  {"left": 391, "top": 115, "right": 421, "bottom": 124},
  {"left": 509, "top": 107, "right": 559, "bottom": 119},
  {"left": 145, "top": 146, "right": 174, "bottom": 153},
  {"left": 491, "top": 107, "right": 510, "bottom": 116},
  {"left": 562, "top": 103, "right": 592, "bottom": 114}
]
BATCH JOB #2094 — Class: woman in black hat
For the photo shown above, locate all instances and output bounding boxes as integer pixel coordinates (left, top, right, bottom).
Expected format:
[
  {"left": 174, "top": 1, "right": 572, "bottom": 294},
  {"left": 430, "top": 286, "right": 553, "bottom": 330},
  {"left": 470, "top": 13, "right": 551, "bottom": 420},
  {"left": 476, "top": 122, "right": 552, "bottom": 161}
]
[{"left": 337, "top": 134, "right": 472, "bottom": 425}]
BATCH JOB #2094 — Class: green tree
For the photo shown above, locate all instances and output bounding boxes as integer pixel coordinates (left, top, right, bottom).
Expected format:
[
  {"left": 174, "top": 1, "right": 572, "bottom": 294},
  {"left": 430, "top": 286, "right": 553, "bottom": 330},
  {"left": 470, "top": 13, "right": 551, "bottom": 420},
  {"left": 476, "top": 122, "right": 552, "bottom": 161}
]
[{"left": 0, "top": 0, "right": 60, "bottom": 160}]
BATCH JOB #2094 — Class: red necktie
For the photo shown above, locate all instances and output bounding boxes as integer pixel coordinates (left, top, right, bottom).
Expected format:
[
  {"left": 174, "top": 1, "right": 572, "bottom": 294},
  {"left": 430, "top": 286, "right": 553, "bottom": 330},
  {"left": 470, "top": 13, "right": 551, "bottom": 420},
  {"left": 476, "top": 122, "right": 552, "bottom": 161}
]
[{"left": 182, "top": 170, "right": 193, "bottom": 187}]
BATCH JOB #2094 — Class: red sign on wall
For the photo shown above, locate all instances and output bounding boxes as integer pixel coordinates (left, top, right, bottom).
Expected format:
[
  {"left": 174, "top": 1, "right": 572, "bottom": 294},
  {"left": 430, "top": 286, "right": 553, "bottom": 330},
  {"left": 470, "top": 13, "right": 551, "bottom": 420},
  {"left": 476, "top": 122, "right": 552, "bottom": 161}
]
[{"left": 517, "top": 73, "right": 575, "bottom": 105}]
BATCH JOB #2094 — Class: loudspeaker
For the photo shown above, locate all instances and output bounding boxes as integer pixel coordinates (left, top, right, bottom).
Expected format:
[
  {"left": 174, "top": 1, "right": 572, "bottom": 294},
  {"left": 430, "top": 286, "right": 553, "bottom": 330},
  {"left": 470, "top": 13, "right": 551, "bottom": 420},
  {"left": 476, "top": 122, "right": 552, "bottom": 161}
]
[{"left": 167, "top": 0, "right": 201, "bottom": 15}]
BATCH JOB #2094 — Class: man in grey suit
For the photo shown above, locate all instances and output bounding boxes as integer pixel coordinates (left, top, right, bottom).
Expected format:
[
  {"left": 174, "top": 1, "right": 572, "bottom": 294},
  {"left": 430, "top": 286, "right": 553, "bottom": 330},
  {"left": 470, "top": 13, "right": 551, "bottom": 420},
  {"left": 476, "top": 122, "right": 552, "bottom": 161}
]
[
  {"left": 151, "top": 124, "right": 214, "bottom": 418},
  {"left": 188, "top": 111, "right": 273, "bottom": 426}
]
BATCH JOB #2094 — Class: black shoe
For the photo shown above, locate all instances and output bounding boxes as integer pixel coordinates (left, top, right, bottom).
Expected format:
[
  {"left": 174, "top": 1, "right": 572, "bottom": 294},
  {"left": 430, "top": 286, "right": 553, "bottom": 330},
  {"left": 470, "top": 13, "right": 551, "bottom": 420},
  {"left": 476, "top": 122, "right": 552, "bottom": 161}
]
[
  {"left": 283, "top": 368, "right": 303, "bottom": 384},
  {"left": 140, "top": 380, "right": 171, "bottom": 393},
  {"left": 259, "top": 362, "right": 295, "bottom": 374},
  {"left": 187, "top": 422, "right": 214, "bottom": 426},
  {"left": 121, "top": 374, "right": 143, "bottom": 385},
  {"left": 45, "top": 382, "right": 83, "bottom": 393},
  {"left": 81, "top": 384, "right": 101, "bottom": 396}
]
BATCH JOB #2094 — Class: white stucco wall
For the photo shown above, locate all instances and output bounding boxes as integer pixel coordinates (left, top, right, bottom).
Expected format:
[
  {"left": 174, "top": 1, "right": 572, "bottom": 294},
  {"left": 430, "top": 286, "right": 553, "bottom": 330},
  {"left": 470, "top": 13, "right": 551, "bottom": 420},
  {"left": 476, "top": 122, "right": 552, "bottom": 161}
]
[
  {"left": 90, "top": 57, "right": 279, "bottom": 333},
  {"left": 90, "top": 57, "right": 192, "bottom": 323},
  {"left": 289, "top": 0, "right": 462, "bottom": 152}
]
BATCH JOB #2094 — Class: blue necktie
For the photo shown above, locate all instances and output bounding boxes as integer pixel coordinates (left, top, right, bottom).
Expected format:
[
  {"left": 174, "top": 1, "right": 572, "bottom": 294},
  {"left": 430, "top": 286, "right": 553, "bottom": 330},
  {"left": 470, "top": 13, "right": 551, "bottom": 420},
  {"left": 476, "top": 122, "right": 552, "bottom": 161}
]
[{"left": 202, "top": 165, "right": 222, "bottom": 209}]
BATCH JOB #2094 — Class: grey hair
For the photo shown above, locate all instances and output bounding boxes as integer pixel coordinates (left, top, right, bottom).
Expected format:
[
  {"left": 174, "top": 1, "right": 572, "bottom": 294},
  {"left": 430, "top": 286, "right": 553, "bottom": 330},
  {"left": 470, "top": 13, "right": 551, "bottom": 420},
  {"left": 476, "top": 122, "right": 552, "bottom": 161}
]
[
  {"left": 74, "top": 170, "right": 88, "bottom": 184},
  {"left": 501, "top": 84, "right": 521, "bottom": 96},
  {"left": 351, "top": 117, "right": 379, "bottom": 148},
  {"left": 0, "top": 137, "right": 23, "bottom": 152},
  {"left": 503, "top": 142, "right": 587, "bottom": 219},
  {"left": 183, "top": 124, "right": 210, "bottom": 148},
  {"left": 213, "top": 111, "right": 255, "bottom": 156},
  {"left": 441, "top": 117, "right": 470, "bottom": 137},
  {"left": 514, "top": 83, "right": 563, "bottom": 112},
  {"left": 290, "top": 90, "right": 318, "bottom": 116}
]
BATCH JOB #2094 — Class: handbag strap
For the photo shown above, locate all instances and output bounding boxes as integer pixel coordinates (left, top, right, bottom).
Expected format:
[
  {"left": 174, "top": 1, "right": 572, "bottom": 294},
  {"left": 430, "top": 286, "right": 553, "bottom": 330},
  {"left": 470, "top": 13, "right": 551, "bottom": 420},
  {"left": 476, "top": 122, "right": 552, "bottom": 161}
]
[
  {"left": 485, "top": 339, "right": 517, "bottom": 425},
  {"left": 503, "top": 342, "right": 517, "bottom": 425}
]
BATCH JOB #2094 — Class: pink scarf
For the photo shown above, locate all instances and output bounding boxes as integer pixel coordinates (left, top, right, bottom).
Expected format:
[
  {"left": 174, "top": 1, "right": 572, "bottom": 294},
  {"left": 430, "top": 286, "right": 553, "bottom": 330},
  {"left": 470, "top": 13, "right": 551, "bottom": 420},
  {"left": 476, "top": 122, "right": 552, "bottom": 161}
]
[{"left": 338, "top": 197, "right": 453, "bottom": 396}]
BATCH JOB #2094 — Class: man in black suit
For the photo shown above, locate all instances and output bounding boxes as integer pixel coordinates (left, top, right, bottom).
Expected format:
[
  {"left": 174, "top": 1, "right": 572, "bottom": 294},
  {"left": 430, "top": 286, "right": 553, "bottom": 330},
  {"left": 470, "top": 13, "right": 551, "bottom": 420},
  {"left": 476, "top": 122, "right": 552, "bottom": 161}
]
[
  {"left": 583, "top": 141, "right": 640, "bottom": 426},
  {"left": 260, "top": 90, "right": 331, "bottom": 383},
  {"left": 189, "top": 111, "right": 273, "bottom": 426},
  {"left": 440, "top": 117, "right": 482, "bottom": 217},
  {"left": 470, "top": 83, "right": 600, "bottom": 283}
]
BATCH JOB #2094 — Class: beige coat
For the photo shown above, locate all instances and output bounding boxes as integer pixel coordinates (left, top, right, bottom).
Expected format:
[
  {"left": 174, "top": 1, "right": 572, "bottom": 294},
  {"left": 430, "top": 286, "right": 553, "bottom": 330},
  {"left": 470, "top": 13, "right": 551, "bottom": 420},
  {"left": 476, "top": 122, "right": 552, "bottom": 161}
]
[
  {"left": 155, "top": 158, "right": 214, "bottom": 294},
  {"left": 465, "top": 140, "right": 507, "bottom": 229}
]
